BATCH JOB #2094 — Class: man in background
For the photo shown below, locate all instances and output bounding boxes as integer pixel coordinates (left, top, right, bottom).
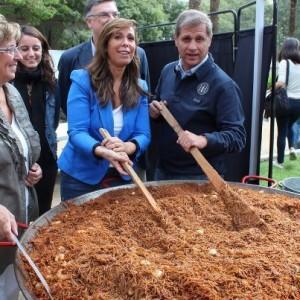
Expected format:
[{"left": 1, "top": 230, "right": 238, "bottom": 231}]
[{"left": 58, "top": 0, "right": 150, "bottom": 116}]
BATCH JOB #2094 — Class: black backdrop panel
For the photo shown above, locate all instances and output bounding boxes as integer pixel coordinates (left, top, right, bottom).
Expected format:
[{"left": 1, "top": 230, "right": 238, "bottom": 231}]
[
  {"left": 224, "top": 26, "right": 273, "bottom": 181},
  {"left": 140, "top": 32, "right": 234, "bottom": 94},
  {"left": 140, "top": 40, "right": 178, "bottom": 94}
]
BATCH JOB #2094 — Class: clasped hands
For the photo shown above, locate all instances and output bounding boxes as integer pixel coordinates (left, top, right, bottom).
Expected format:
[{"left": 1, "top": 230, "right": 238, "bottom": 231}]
[
  {"left": 95, "top": 137, "right": 135, "bottom": 176},
  {"left": 25, "top": 162, "right": 43, "bottom": 187},
  {"left": 149, "top": 100, "right": 208, "bottom": 151}
]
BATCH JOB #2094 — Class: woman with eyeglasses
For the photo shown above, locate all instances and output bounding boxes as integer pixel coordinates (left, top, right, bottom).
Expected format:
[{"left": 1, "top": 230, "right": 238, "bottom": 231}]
[
  {"left": 0, "top": 18, "right": 42, "bottom": 299},
  {"left": 58, "top": 18, "right": 150, "bottom": 200},
  {"left": 14, "top": 25, "right": 59, "bottom": 215}
]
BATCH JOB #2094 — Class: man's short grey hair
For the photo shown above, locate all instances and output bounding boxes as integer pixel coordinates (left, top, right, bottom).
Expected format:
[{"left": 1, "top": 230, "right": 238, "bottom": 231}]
[
  {"left": 175, "top": 9, "right": 213, "bottom": 38},
  {"left": 84, "top": 0, "right": 115, "bottom": 17}
]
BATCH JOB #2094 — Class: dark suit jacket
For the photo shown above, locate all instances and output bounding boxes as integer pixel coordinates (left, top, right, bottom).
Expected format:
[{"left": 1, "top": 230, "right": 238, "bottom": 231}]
[{"left": 58, "top": 40, "right": 150, "bottom": 115}]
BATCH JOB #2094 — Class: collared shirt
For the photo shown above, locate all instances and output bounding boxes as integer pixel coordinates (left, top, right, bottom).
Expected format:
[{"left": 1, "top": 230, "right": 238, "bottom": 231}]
[{"left": 176, "top": 55, "right": 209, "bottom": 79}]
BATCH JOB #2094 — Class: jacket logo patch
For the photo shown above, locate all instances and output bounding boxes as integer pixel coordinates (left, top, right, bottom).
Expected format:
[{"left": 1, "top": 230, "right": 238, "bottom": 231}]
[
  {"left": 193, "top": 98, "right": 201, "bottom": 103},
  {"left": 197, "top": 82, "right": 209, "bottom": 96}
]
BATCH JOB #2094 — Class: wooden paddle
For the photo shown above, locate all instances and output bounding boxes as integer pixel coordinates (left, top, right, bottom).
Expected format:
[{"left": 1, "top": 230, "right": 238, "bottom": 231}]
[
  {"left": 159, "top": 102, "right": 266, "bottom": 230},
  {"left": 99, "top": 128, "right": 162, "bottom": 215}
]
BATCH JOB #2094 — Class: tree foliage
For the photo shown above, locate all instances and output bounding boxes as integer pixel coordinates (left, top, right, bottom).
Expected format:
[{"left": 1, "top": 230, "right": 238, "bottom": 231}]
[
  {"left": 0, "top": 0, "right": 298, "bottom": 49},
  {"left": 1, "top": 0, "right": 81, "bottom": 25}
]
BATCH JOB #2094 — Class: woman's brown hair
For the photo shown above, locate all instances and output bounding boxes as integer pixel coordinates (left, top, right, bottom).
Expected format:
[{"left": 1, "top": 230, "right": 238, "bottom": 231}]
[
  {"left": 88, "top": 18, "right": 146, "bottom": 108},
  {"left": 19, "top": 25, "right": 56, "bottom": 91},
  {"left": 278, "top": 37, "right": 300, "bottom": 64}
]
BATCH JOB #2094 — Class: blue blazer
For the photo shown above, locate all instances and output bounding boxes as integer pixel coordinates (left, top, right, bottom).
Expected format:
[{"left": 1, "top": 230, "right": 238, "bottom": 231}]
[
  {"left": 58, "top": 40, "right": 150, "bottom": 115},
  {"left": 58, "top": 69, "right": 151, "bottom": 185}
]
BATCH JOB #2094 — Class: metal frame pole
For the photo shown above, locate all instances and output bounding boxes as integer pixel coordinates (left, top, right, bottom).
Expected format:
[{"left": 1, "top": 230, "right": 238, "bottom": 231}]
[{"left": 249, "top": 0, "right": 265, "bottom": 175}]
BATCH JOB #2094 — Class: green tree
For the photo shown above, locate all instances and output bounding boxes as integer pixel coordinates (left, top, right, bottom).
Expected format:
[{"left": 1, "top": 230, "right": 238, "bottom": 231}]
[
  {"left": 1, "top": 0, "right": 83, "bottom": 48},
  {"left": 1, "top": 1, "right": 298, "bottom": 49},
  {"left": 288, "top": 0, "right": 298, "bottom": 36},
  {"left": 189, "top": 0, "right": 202, "bottom": 10}
]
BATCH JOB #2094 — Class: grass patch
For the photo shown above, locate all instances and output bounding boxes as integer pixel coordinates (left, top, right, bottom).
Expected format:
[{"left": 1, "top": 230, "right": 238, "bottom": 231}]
[{"left": 260, "top": 156, "right": 300, "bottom": 188}]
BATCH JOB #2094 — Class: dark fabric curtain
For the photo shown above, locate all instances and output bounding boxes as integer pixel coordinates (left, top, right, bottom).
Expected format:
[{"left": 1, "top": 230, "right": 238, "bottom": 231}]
[
  {"left": 139, "top": 26, "right": 274, "bottom": 182},
  {"left": 140, "top": 40, "right": 178, "bottom": 95},
  {"left": 209, "top": 32, "right": 235, "bottom": 77},
  {"left": 224, "top": 25, "right": 274, "bottom": 181},
  {"left": 140, "top": 32, "right": 234, "bottom": 94}
]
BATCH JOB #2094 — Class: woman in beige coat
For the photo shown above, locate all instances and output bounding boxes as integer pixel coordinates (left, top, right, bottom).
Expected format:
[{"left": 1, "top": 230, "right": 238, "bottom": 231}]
[{"left": 0, "top": 17, "right": 42, "bottom": 299}]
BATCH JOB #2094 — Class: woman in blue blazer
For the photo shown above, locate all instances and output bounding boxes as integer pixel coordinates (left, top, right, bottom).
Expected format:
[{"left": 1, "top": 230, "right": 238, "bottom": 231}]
[{"left": 58, "top": 18, "right": 151, "bottom": 200}]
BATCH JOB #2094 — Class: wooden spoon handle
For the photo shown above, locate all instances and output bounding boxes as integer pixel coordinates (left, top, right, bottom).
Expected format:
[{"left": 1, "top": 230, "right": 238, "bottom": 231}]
[
  {"left": 99, "top": 128, "right": 161, "bottom": 214},
  {"left": 159, "top": 102, "right": 226, "bottom": 192}
]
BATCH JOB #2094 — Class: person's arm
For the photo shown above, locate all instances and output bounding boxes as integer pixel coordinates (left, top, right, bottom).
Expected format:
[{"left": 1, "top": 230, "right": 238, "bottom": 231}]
[
  {"left": 101, "top": 136, "right": 137, "bottom": 156},
  {"left": 177, "top": 131, "right": 208, "bottom": 152},
  {"left": 0, "top": 205, "right": 18, "bottom": 242},
  {"left": 57, "top": 53, "right": 72, "bottom": 116},
  {"left": 93, "top": 145, "right": 130, "bottom": 175},
  {"left": 67, "top": 70, "right": 105, "bottom": 156},
  {"left": 54, "top": 82, "right": 61, "bottom": 130},
  {"left": 202, "top": 81, "right": 246, "bottom": 156},
  {"left": 276, "top": 60, "right": 287, "bottom": 89},
  {"left": 137, "top": 47, "right": 151, "bottom": 91}
]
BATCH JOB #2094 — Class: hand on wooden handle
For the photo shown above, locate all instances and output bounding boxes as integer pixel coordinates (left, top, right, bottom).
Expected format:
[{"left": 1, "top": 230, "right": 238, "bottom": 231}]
[
  {"left": 99, "top": 128, "right": 162, "bottom": 215},
  {"left": 98, "top": 129, "right": 131, "bottom": 176}
]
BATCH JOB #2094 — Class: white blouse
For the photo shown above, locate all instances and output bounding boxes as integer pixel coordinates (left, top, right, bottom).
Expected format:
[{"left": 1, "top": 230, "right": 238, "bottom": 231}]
[
  {"left": 113, "top": 105, "right": 123, "bottom": 137},
  {"left": 277, "top": 59, "right": 300, "bottom": 99}
]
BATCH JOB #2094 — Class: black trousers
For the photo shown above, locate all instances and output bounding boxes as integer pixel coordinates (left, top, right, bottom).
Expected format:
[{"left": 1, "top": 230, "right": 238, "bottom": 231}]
[{"left": 35, "top": 155, "right": 58, "bottom": 216}]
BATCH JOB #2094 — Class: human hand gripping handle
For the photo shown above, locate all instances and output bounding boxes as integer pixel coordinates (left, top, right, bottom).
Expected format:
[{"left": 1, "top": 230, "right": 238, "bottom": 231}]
[
  {"left": 0, "top": 205, "right": 53, "bottom": 298},
  {"left": 99, "top": 128, "right": 162, "bottom": 215},
  {"left": 149, "top": 100, "right": 167, "bottom": 119},
  {"left": 0, "top": 205, "right": 18, "bottom": 243},
  {"left": 159, "top": 102, "right": 226, "bottom": 192},
  {"left": 94, "top": 138, "right": 131, "bottom": 176}
]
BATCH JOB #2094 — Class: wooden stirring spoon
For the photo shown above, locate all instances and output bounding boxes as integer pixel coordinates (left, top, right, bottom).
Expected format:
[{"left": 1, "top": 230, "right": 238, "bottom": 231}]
[
  {"left": 159, "top": 102, "right": 266, "bottom": 231},
  {"left": 99, "top": 128, "right": 162, "bottom": 216}
]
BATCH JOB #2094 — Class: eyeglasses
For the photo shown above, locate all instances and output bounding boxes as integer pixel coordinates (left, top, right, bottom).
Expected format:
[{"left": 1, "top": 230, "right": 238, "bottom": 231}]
[
  {"left": 0, "top": 45, "right": 20, "bottom": 55},
  {"left": 87, "top": 11, "right": 120, "bottom": 19}
]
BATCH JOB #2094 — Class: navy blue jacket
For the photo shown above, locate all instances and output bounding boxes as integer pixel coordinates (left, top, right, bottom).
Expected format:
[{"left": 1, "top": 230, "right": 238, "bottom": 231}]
[
  {"left": 155, "top": 55, "right": 246, "bottom": 176},
  {"left": 58, "top": 40, "right": 150, "bottom": 115}
]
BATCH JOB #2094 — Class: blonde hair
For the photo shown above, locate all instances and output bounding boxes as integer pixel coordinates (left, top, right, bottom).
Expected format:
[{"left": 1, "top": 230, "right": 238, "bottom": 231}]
[{"left": 0, "top": 19, "right": 21, "bottom": 44}]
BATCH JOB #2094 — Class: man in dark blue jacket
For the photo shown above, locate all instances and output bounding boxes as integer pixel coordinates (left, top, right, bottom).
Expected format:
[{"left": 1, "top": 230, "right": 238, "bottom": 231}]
[
  {"left": 149, "top": 9, "right": 246, "bottom": 180},
  {"left": 58, "top": 0, "right": 150, "bottom": 116}
]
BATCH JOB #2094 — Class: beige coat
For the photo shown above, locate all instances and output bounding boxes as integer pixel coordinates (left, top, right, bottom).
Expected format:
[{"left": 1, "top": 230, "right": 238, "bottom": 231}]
[{"left": 0, "top": 83, "right": 40, "bottom": 274}]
